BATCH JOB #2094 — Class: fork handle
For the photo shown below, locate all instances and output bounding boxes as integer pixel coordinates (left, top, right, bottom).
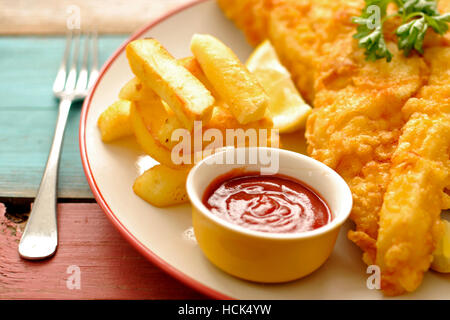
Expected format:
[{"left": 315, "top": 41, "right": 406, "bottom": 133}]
[{"left": 18, "top": 98, "right": 72, "bottom": 260}]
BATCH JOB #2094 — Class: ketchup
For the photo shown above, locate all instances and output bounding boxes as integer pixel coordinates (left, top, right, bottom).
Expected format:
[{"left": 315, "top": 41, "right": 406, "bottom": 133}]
[{"left": 203, "top": 172, "right": 331, "bottom": 234}]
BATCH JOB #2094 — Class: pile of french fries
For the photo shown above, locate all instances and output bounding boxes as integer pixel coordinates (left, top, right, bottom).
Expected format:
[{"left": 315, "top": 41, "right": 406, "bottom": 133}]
[{"left": 97, "top": 34, "right": 277, "bottom": 207}]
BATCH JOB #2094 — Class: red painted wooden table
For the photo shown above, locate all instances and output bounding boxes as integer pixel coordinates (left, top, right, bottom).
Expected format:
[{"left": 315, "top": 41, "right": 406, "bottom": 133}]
[
  {"left": 0, "top": 0, "right": 206, "bottom": 299},
  {"left": 0, "top": 203, "right": 205, "bottom": 299}
]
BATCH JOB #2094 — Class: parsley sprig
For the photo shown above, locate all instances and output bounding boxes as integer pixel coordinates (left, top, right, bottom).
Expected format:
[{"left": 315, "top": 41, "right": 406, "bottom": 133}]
[{"left": 352, "top": 0, "right": 450, "bottom": 61}]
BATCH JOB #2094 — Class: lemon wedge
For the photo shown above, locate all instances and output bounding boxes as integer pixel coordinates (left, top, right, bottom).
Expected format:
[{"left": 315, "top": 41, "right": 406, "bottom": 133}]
[
  {"left": 246, "top": 40, "right": 311, "bottom": 133},
  {"left": 431, "top": 219, "right": 450, "bottom": 273}
]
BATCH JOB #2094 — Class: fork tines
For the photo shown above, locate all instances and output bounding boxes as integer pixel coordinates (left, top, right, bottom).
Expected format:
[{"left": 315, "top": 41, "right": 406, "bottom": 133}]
[{"left": 52, "top": 30, "right": 98, "bottom": 99}]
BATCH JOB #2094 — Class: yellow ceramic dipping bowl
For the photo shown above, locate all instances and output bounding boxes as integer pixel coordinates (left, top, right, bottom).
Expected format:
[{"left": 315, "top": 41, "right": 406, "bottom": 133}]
[{"left": 186, "top": 147, "right": 352, "bottom": 283}]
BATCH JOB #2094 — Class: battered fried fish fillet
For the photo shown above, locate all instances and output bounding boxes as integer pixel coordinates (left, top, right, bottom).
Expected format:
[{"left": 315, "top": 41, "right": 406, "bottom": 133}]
[
  {"left": 375, "top": 46, "right": 450, "bottom": 295},
  {"left": 219, "top": 0, "right": 449, "bottom": 295}
]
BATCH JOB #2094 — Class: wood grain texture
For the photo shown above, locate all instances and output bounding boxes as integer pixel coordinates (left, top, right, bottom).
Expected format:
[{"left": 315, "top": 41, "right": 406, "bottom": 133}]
[
  {"left": 0, "top": 36, "right": 126, "bottom": 109},
  {"left": 0, "top": 36, "right": 127, "bottom": 199},
  {"left": 0, "top": 0, "right": 192, "bottom": 35},
  {"left": 0, "top": 203, "right": 205, "bottom": 299},
  {"left": 0, "top": 0, "right": 208, "bottom": 300}
]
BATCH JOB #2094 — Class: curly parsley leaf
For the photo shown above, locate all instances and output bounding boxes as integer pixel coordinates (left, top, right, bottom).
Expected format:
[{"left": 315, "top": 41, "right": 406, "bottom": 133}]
[
  {"left": 352, "top": 0, "right": 393, "bottom": 61},
  {"left": 352, "top": 0, "right": 450, "bottom": 61},
  {"left": 396, "top": 0, "right": 450, "bottom": 56},
  {"left": 396, "top": 16, "right": 428, "bottom": 55},
  {"left": 425, "top": 12, "right": 450, "bottom": 34},
  {"left": 398, "top": 0, "right": 440, "bottom": 17},
  {"left": 355, "top": 25, "right": 393, "bottom": 61}
]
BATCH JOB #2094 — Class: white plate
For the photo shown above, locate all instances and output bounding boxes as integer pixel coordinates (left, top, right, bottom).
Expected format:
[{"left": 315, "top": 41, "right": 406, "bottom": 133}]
[{"left": 80, "top": 0, "right": 450, "bottom": 299}]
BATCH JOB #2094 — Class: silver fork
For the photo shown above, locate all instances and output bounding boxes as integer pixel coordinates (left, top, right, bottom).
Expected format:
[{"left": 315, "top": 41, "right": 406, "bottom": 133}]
[{"left": 18, "top": 30, "right": 98, "bottom": 260}]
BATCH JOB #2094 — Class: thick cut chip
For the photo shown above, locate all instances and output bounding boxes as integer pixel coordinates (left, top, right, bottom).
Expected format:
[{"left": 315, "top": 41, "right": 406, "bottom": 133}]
[
  {"left": 190, "top": 34, "right": 268, "bottom": 124},
  {"left": 118, "top": 77, "right": 158, "bottom": 102},
  {"left": 204, "top": 105, "right": 276, "bottom": 148},
  {"left": 97, "top": 99, "right": 133, "bottom": 142},
  {"left": 133, "top": 165, "right": 190, "bottom": 207},
  {"left": 126, "top": 39, "right": 215, "bottom": 130},
  {"left": 130, "top": 100, "right": 191, "bottom": 169}
]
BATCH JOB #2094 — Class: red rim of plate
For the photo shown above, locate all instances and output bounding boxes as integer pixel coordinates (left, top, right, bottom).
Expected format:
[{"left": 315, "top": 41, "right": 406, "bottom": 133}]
[{"left": 79, "top": 0, "right": 232, "bottom": 300}]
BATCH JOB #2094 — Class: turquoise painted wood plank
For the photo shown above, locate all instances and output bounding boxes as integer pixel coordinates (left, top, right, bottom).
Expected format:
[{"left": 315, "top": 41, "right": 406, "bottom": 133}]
[
  {"left": 0, "top": 105, "right": 88, "bottom": 198},
  {"left": 0, "top": 35, "right": 127, "bottom": 108},
  {"left": 0, "top": 35, "right": 128, "bottom": 198}
]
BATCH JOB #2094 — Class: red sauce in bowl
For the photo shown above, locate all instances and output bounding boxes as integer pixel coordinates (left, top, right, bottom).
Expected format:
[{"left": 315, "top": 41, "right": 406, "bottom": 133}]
[{"left": 202, "top": 172, "right": 331, "bottom": 234}]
